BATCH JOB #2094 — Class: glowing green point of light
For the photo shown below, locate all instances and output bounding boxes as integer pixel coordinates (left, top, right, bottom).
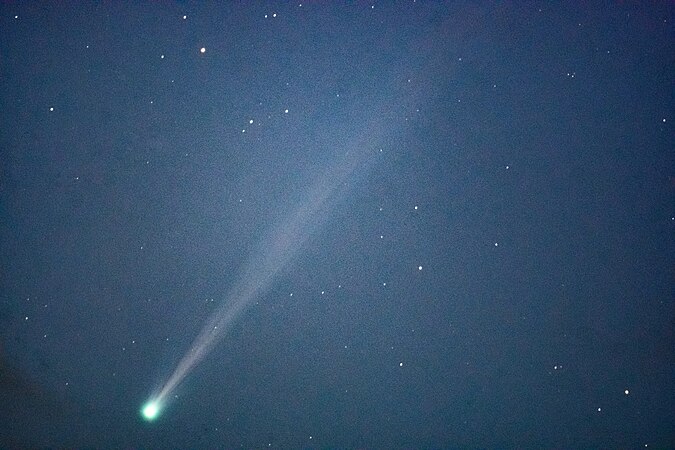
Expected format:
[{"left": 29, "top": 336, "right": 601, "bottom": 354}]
[{"left": 141, "top": 401, "right": 160, "bottom": 421}]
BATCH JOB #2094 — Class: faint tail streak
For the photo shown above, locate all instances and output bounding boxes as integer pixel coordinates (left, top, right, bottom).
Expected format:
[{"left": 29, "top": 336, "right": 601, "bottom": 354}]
[
  {"left": 145, "top": 117, "right": 387, "bottom": 412},
  {"left": 143, "top": 7, "right": 488, "bottom": 414}
]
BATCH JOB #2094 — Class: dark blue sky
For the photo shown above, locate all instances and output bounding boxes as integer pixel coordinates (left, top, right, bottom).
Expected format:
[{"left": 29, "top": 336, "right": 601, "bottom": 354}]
[{"left": 1, "top": 2, "right": 673, "bottom": 449}]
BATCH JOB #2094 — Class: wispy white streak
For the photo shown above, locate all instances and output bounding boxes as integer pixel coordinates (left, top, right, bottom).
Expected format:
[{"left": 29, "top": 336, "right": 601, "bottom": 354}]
[{"left": 149, "top": 126, "right": 381, "bottom": 408}]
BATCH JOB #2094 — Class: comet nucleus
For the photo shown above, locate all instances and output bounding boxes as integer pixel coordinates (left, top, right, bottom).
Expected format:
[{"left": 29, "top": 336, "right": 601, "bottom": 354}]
[{"left": 141, "top": 401, "right": 160, "bottom": 421}]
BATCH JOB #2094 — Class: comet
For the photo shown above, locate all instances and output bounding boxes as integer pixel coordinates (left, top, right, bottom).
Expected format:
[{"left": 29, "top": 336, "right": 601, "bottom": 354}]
[{"left": 140, "top": 114, "right": 387, "bottom": 420}]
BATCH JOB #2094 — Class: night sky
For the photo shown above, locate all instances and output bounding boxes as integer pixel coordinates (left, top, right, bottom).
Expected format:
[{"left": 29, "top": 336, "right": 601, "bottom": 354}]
[{"left": 1, "top": 2, "right": 673, "bottom": 449}]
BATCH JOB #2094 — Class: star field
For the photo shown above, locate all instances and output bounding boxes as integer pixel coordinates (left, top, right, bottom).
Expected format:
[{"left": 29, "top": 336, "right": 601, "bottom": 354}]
[{"left": 1, "top": 2, "right": 673, "bottom": 449}]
